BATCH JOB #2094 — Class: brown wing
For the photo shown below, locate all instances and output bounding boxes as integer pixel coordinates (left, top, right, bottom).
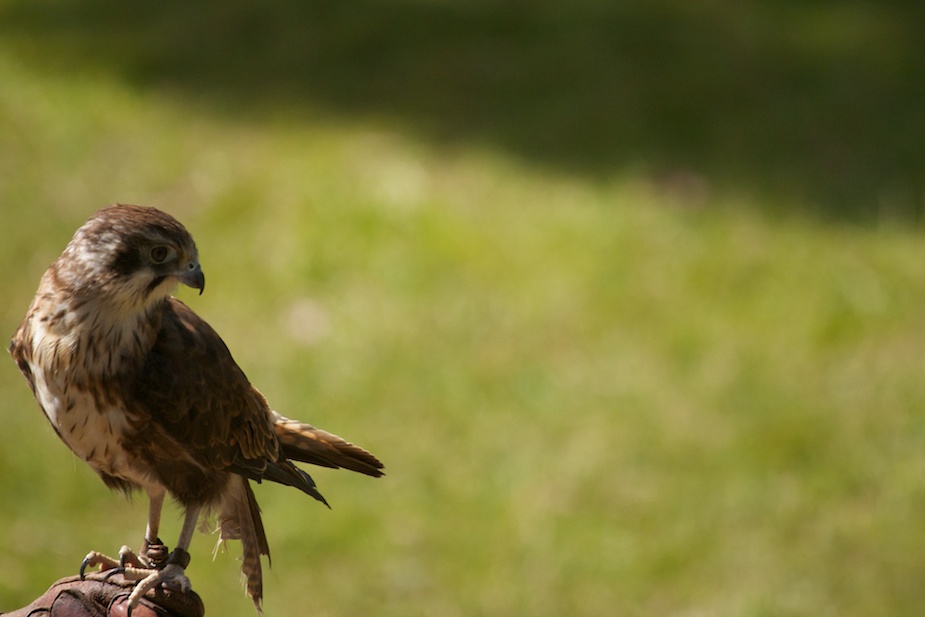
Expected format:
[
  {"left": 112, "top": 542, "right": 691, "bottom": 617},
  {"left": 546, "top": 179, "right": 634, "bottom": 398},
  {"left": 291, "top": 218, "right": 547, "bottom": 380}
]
[
  {"left": 122, "top": 298, "right": 325, "bottom": 504},
  {"left": 132, "top": 298, "right": 275, "bottom": 460}
]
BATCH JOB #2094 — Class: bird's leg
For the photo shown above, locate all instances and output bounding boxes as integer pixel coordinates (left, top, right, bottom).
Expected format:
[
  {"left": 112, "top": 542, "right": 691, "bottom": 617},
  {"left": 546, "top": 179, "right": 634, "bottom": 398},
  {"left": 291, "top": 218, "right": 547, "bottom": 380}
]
[
  {"left": 138, "top": 487, "right": 169, "bottom": 568},
  {"left": 122, "top": 505, "right": 200, "bottom": 612},
  {"left": 81, "top": 487, "right": 169, "bottom": 577}
]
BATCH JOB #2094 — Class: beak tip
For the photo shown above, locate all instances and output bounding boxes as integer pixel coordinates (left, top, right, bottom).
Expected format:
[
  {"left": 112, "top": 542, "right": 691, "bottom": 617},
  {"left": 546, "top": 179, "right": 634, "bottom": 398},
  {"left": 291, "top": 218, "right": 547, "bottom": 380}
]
[{"left": 179, "top": 264, "right": 205, "bottom": 295}]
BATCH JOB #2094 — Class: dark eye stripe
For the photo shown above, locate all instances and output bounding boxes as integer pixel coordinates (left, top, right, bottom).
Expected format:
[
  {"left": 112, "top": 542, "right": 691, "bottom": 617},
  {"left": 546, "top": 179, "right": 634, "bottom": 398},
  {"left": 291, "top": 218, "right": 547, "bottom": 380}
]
[{"left": 145, "top": 275, "right": 168, "bottom": 297}]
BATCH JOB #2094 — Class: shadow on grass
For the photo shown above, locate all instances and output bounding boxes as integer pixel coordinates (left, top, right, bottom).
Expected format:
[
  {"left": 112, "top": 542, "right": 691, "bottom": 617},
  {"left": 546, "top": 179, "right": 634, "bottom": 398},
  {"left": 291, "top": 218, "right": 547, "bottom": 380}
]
[{"left": 2, "top": 0, "right": 924, "bottom": 223}]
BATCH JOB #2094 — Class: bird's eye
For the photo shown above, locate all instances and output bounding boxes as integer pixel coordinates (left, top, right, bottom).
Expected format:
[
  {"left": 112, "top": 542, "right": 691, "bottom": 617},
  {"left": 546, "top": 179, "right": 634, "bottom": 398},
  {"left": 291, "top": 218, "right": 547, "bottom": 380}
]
[{"left": 149, "top": 245, "right": 173, "bottom": 264}]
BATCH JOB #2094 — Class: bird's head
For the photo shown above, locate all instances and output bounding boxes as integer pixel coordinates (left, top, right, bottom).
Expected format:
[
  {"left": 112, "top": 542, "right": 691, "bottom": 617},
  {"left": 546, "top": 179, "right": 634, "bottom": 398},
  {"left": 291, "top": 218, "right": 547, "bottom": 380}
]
[{"left": 59, "top": 204, "right": 205, "bottom": 312}]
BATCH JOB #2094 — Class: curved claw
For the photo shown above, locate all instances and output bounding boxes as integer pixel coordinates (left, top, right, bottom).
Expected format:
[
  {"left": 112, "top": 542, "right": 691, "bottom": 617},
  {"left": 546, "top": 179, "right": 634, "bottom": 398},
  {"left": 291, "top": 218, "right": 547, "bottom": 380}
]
[
  {"left": 78, "top": 556, "right": 91, "bottom": 580},
  {"left": 79, "top": 551, "right": 123, "bottom": 579}
]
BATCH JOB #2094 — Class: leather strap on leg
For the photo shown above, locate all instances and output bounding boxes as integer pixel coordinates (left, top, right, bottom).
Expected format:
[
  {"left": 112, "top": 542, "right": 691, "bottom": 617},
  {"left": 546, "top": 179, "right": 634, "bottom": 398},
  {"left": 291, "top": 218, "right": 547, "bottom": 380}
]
[{"left": 166, "top": 548, "right": 191, "bottom": 570}]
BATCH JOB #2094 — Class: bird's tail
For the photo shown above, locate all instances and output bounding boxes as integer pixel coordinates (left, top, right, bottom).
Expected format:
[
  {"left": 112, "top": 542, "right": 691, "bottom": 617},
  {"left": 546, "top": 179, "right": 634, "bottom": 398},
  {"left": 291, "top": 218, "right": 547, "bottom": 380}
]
[
  {"left": 218, "top": 475, "right": 270, "bottom": 613},
  {"left": 271, "top": 411, "right": 385, "bottom": 478}
]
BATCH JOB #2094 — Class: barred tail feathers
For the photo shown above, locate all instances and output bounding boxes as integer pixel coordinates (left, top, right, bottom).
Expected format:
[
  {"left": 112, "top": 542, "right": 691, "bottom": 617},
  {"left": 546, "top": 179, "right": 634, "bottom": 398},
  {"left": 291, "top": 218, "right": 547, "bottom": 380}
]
[{"left": 271, "top": 411, "right": 384, "bottom": 478}]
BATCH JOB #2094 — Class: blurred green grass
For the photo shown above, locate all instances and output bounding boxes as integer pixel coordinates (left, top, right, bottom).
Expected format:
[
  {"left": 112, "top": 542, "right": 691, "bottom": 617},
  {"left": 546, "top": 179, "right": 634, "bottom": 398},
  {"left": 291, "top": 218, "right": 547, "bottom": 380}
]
[{"left": 2, "top": 3, "right": 925, "bottom": 616}]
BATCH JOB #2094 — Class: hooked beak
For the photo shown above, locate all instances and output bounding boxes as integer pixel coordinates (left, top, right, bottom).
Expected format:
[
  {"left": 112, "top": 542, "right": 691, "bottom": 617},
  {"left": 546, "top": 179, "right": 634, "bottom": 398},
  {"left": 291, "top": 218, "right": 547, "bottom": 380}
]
[{"left": 178, "top": 262, "right": 205, "bottom": 295}]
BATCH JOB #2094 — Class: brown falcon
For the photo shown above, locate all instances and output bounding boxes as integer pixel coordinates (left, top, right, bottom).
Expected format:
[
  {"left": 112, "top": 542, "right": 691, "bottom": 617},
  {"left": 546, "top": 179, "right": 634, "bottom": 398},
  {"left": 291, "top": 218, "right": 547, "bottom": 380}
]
[{"left": 9, "top": 204, "right": 383, "bottom": 613}]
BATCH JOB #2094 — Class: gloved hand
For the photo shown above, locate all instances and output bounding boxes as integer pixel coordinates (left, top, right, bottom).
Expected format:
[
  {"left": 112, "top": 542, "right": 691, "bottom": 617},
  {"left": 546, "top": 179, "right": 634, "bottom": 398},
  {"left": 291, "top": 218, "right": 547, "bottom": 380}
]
[{"left": 2, "top": 572, "right": 204, "bottom": 617}]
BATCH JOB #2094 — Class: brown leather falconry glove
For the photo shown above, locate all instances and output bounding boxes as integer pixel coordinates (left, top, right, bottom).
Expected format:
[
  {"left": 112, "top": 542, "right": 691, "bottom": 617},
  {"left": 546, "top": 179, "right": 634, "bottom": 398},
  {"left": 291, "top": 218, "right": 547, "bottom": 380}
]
[{"left": 1, "top": 572, "right": 204, "bottom": 617}]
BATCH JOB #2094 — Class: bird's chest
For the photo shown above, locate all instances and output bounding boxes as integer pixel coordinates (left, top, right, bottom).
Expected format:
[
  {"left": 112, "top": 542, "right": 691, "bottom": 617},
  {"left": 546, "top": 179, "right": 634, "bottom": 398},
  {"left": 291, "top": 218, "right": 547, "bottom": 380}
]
[
  {"left": 27, "top": 322, "right": 144, "bottom": 482},
  {"left": 34, "top": 371, "right": 128, "bottom": 467}
]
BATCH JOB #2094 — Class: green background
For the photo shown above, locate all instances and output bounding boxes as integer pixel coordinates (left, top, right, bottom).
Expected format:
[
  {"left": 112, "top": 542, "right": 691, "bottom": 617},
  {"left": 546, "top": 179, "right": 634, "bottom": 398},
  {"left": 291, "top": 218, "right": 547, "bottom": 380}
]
[{"left": 2, "top": 2, "right": 924, "bottom": 615}]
